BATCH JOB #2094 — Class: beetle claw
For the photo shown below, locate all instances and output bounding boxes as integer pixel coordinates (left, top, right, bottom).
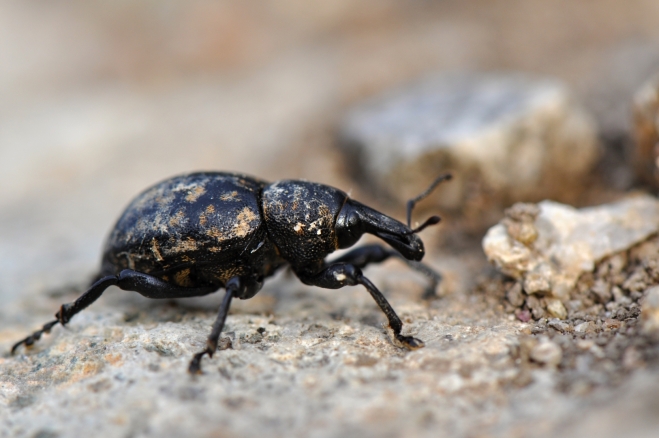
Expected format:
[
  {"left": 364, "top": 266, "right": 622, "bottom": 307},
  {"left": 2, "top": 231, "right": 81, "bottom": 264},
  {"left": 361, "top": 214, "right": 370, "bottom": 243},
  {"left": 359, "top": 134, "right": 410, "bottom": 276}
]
[
  {"left": 188, "top": 351, "right": 206, "bottom": 374},
  {"left": 396, "top": 334, "right": 425, "bottom": 350}
]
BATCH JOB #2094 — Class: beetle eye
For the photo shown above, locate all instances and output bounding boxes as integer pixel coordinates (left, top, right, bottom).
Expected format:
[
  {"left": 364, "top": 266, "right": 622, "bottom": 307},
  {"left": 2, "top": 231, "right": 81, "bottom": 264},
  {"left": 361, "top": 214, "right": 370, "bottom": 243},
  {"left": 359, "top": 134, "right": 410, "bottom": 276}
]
[
  {"left": 347, "top": 210, "right": 360, "bottom": 228},
  {"left": 335, "top": 201, "right": 365, "bottom": 249}
]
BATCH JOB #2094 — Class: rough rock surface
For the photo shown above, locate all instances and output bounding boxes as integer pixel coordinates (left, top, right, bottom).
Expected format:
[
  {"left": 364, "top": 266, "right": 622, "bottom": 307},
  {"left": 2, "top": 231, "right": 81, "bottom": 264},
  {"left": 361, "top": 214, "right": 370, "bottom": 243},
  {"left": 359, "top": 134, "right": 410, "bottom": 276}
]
[
  {"left": 339, "top": 73, "right": 598, "bottom": 220},
  {"left": 633, "top": 73, "right": 659, "bottom": 188},
  {"left": 483, "top": 196, "right": 659, "bottom": 313},
  {"left": 0, "top": 265, "right": 522, "bottom": 438},
  {"left": 5, "top": 241, "right": 659, "bottom": 438}
]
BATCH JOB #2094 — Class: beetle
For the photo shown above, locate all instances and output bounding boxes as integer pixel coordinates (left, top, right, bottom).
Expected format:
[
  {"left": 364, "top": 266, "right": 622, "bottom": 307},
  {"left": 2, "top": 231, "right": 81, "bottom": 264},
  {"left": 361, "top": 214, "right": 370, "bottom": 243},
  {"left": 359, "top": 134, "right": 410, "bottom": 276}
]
[{"left": 12, "top": 171, "right": 451, "bottom": 373}]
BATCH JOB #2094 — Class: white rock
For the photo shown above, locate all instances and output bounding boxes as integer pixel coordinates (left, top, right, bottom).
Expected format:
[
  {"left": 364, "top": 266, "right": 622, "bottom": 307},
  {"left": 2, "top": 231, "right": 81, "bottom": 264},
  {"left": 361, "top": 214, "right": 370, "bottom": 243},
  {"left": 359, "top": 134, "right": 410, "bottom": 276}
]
[
  {"left": 339, "top": 73, "right": 598, "bottom": 212},
  {"left": 483, "top": 196, "right": 659, "bottom": 302}
]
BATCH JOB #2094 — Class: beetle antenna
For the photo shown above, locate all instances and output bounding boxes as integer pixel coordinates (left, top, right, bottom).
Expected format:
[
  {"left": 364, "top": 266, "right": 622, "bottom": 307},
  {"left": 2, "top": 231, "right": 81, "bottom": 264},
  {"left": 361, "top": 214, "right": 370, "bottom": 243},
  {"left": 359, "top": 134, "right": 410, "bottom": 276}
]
[
  {"left": 403, "top": 215, "right": 441, "bottom": 235},
  {"left": 406, "top": 173, "right": 452, "bottom": 230}
]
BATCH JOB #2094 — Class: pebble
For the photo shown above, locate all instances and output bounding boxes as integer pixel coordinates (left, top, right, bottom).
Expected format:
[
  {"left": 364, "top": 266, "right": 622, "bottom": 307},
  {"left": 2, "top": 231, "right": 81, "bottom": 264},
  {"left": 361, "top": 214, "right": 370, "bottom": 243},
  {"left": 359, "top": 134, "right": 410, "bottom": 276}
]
[
  {"left": 530, "top": 340, "right": 563, "bottom": 367},
  {"left": 548, "top": 319, "right": 572, "bottom": 333},
  {"left": 339, "top": 73, "right": 598, "bottom": 216},
  {"left": 546, "top": 298, "right": 568, "bottom": 320},
  {"left": 575, "top": 321, "right": 595, "bottom": 334},
  {"left": 506, "top": 283, "right": 525, "bottom": 307},
  {"left": 515, "top": 309, "right": 532, "bottom": 323},
  {"left": 603, "top": 319, "right": 622, "bottom": 331}
]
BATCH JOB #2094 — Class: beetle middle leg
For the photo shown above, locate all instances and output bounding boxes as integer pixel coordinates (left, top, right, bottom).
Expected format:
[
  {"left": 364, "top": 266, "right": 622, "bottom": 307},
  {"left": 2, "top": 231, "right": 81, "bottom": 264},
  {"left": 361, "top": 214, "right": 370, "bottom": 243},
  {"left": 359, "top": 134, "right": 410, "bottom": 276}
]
[
  {"left": 11, "top": 270, "right": 217, "bottom": 354},
  {"left": 331, "top": 244, "right": 442, "bottom": 299},
  {"left": 189, "top": 276, "right": 243, "bottom": 374},
  {"left": 295, "top": 263, "right": 424, "bottom": 350}
]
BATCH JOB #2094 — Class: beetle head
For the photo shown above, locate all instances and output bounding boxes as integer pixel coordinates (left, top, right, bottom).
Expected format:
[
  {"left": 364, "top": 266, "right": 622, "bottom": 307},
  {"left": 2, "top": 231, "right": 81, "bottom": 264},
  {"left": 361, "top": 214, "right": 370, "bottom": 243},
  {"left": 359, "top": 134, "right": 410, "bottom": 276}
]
[{"left": 335, "top": 199, "right": 425, "bottom": 261}]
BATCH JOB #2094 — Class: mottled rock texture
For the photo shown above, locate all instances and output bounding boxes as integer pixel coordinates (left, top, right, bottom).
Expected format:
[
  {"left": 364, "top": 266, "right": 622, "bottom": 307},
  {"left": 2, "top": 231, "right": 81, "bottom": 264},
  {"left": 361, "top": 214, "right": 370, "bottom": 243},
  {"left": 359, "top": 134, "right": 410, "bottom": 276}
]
[{"left": 1, "top": 266, "right": 524, "bottom": 438}]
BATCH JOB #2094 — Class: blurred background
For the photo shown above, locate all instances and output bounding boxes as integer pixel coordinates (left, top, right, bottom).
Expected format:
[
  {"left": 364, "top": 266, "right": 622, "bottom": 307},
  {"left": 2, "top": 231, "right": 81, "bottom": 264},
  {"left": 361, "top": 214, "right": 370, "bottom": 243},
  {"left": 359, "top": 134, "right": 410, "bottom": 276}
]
[{"left": 2, "top": 0, "right": 659, "bottom": 313}]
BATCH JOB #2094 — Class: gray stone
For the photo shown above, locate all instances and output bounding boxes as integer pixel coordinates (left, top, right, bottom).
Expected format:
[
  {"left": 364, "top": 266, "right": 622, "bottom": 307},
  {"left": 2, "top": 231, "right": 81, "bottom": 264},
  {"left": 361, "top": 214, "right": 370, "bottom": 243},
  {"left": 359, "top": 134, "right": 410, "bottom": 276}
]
[
  {"left": 339, "top": 73, "right": 598, "bottom": 216},
  {"left": 483, "top": 196, "right": 659, "bottom": 304}
]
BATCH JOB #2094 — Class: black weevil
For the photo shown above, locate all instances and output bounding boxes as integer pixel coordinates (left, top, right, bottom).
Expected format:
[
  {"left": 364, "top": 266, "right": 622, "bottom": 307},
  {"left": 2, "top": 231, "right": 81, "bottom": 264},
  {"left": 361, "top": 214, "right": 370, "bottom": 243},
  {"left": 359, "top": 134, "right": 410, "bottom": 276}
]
[{"left": 12, "top": 172, "right": 451, "bottom": 373}]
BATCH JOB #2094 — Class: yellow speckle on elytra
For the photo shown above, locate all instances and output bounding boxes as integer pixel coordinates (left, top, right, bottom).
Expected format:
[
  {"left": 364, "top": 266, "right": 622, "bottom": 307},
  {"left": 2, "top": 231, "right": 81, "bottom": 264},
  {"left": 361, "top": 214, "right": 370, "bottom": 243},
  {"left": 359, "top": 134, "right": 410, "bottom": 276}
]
[
  {"left": 167, "top": 238, "right": 199, "bottom": 253},
  {"left": 220, "top": 191, "right": 239, "bottom": 201},
  {"left": 199, "top": 204, "right": 215, "bottom": 226},
  {"left": 174, "top": 268, "right": 192, "bottom": 287},
  {"left": 169, "top": 210, "right": 185, "bottom": 227},
  {"left": 207, "top": 227, "right": 227, "bottom": 240},
  {"left": 185, "top": 185, "right": 206, "bottom": 202},
  {"left": 151, "top": 238, "right": 164, "bottom": 261},
  {"left": 234, "top": 207, "right": 257, "bottom": 237}
]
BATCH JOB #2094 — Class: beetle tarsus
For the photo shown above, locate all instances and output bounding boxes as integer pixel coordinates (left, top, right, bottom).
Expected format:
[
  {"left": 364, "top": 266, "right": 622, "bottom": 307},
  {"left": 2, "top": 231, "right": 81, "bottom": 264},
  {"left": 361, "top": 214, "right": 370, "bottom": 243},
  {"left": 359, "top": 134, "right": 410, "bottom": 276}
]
[
  {"left": 395, "top": 333, "right": 425, "bottom": 350},
  {"left": 11, "top": 319, "right": 59, "bottom": 354},
  {"left": 188, "top": 351, "right": 207, "bottom": 374}
]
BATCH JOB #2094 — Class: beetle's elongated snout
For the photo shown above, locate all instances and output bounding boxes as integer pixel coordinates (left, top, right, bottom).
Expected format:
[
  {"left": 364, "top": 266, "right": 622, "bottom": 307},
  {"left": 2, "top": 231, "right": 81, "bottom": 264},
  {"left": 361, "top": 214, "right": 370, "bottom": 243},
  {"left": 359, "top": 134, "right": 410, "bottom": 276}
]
[
  {"left": 374, "top": 229, "right": 425, "bottom": 261},
  {"left": 335, "top": 199, "right": 426, "bottom": 261}
]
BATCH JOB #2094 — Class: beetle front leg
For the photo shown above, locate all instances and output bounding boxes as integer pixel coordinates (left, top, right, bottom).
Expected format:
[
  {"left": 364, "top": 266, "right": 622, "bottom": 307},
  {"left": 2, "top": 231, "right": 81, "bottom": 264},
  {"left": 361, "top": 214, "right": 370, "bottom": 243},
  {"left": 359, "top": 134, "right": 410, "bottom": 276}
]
[
  {"left": 189, "top": 276, "right": 242, "bottom": 374},
  {"left": 295, "top": 263, "right": 424, "bottom": 350}
]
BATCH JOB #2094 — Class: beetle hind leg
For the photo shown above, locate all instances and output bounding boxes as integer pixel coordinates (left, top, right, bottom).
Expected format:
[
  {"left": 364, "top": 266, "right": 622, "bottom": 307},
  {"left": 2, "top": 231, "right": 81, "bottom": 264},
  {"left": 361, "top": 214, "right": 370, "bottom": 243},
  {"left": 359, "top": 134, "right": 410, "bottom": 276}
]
[
  {"left": 11, "top": 275, "right": 119, "bottom": 354},
  {"left": 11, "top": 319, "right": 60, "bottom": 354},
  {"left": 11, "top": 270, "right": 217, "bottom": 355}
]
